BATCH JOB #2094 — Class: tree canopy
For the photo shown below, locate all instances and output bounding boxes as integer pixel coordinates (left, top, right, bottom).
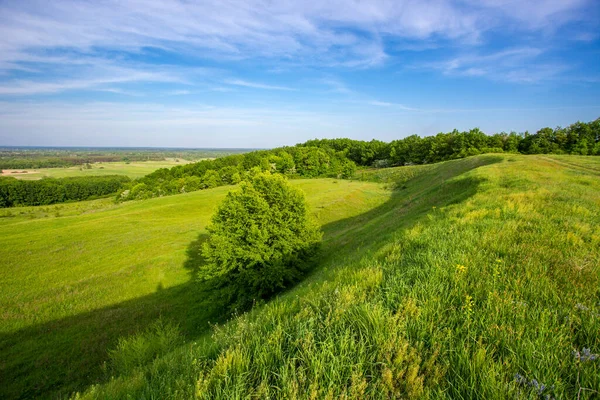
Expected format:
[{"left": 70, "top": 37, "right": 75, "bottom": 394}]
[{"left": 200, "top": 173, "right": 322, "bottom": 307}]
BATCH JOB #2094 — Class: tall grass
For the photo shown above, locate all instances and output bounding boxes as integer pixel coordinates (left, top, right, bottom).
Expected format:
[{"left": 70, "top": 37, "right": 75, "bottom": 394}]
[{"left": 76, "top": 155, "right": 600, "bottom": 399}]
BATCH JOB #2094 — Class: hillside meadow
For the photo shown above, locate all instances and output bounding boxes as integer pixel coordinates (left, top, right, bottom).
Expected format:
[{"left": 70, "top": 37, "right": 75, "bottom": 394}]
[
  {"left": 0, "top": 178, "right": 389, "bottom": 398},
  {"left": 77, "top": 154, "right": 599, "bottom": 399},
  {"left": 1, "top": 154, "right": 599, "bottom": 399}
]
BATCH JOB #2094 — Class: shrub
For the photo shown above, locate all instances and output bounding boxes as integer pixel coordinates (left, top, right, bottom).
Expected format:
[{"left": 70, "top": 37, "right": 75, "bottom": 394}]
[{"left": 201, "top": 173, "right": 322, "bottom": 307}]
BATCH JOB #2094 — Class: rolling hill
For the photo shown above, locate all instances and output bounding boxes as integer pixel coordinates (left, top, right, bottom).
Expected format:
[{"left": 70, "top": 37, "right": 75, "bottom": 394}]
[{"left": 1, "top": 154, "right": 599, "bottom": 399}]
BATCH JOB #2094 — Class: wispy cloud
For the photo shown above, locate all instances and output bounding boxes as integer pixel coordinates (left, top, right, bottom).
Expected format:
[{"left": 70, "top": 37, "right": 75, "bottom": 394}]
[
  {"left": 464, "top": 0, "right": 591, "bottom": 30},
  {"left": 224, "top": 79, "right": 295, "bottom": 91},
  {"left": 368, "top": 100, "right": 417, "bottom": 111},
  {"left": 0, "top": 0, "right": 597, "bottom": 146},
  {"left": 419, "top": 47, "right": 570, "bottom": 83},
  {"left": 0, "top": 58, "right": 196, "bottom": 95},
  {"left": 165, "top": 90, "right": 192, "bottom": 96},
  {"left": 96, "top": 88, "right": 142, "bottom": 96},
  {"left": 0, "top": 0, "right": 595, "bottom": 76},
  {"left": 320, "top": 78, "right": 354, "bottom": 95}
]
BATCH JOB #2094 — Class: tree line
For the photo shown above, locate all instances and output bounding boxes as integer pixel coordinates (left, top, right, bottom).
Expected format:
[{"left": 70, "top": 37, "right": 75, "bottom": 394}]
[
  {"left": 0, "top": 175, "right": 130, "bottom": 207},
  {"left": 117, "top": 146, "right": 356, "bottom": 201},
  {"left": 301, "top": 118, "right": 600, "bottom": 167}
]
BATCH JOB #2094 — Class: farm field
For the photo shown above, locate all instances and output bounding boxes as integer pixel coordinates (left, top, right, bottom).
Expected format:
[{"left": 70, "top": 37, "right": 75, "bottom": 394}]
[
  {"left": 1, "top": 159, "right": 194, "bottom": 180},
  {"left": 1, "top": 154, "right": 599, "bottom": 399}
]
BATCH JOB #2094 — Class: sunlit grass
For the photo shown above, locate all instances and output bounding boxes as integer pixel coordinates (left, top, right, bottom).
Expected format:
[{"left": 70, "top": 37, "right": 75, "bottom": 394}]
[
  {"left": 76, "top": 154, "right": 600, "bottom": 399},
  {"left": 0, "top": 178, "right": 388, "bottom": 399},
  {"left": 2, "top": 154, "right": 599, "bottom": 399}
]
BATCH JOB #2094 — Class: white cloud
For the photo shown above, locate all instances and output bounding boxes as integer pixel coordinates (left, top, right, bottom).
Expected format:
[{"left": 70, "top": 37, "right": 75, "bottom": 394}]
[
  {"left": 368, "top": 100, "right": 417, "bottom": 111},
  {"left": 320, "top": 78, "right": 354, "bottom": 95},
  {"left": 0, "top": 71, "right": 182, "bottom": 95},
  {"left": 419, "top": 47, "right": 570, "bottom": 83},
  {"left": 0, "top": 0, "right": 595, "bottom": 98},
  {"left": 224, "top": 79, "right": 295, "bottom": 91},
  {"left": 166, "top": 90, "right": 192, "bottom": 96},
  {"left": 0, "top": 0, "right": 594, "bottom": 74},
  {"left": 466, "top": 0, "right": 590, "bottom": 29}
]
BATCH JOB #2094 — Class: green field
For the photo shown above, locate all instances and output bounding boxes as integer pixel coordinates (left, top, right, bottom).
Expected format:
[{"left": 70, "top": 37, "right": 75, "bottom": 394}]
[
  {"left": 1, "top": 159, "right": 193, "bottom": 180},
  {"left": 0, "top": 178, "right": 389, "bottom": 398},
  {"left": 1, "top": 154, "right": 599, "bottom": 399}
]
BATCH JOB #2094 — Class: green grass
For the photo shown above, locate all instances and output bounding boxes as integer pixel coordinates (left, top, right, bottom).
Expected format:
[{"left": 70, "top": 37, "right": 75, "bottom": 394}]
[
  {"left": 76, "top": 154, "right": 599, "bottom": 399},
  {"left": 0, "top": 178, "right": 389, "bottom": 399},
  {"left": 1, "top": 159, "right": 193, "bottom": 180},
  {"left": 2, "top": 154, "right": 600, "bottom": 399}
]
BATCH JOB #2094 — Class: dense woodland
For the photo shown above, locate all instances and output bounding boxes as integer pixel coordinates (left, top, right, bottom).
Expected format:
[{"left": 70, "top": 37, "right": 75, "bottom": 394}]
[
  {"left": 0, "top": 175, "right": 130, "bottom": 207},
  {"left": 119, "top": 146, "right": 356, "bottom": 201},
  {"left": 0, "top": 118, "right": 598, "bottom": 207},
  {"left": 301, "top": 118, "right": 600, "bottom": 166}
]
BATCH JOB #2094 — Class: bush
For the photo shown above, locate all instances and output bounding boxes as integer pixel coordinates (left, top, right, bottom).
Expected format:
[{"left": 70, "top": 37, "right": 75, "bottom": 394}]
[{"left": 201, "top": 173, "right": 322, "bottom": 307}]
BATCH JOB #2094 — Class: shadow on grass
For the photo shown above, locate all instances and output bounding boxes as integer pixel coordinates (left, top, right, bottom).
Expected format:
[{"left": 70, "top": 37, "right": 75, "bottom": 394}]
[
  {"left": 0, "top": 155, "right": 503, "bottom": 399},
  {"left": 0, "top": 235, "right": 230, "bottom": 400},
  {"left": 319, "top": 155, "right": 503, "bottom": 259}
]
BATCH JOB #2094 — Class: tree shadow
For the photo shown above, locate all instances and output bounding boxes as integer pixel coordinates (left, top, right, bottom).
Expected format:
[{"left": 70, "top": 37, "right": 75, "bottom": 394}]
[
  {"left": 183, "top": 233, "right": 209, "bottom": 281},
  {"left": 0, "top": 234, "right": 225, "bottom": 400},
  {"left": 0, "top": 155, "right": 503, "bottom": 399}
]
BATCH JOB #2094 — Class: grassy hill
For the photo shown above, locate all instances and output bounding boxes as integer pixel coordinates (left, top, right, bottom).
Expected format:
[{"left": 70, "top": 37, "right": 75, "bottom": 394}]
[
  {"left": 1, "top": 154, "right": 599, "bottom": 399},
  {"left": 0, "top": 178, "right": 389, "bottom": 399}
]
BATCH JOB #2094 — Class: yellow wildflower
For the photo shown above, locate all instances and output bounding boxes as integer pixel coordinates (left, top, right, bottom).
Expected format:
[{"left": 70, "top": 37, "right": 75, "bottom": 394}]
[{"left": 456, "top": 264, "right": 467, "bottom": 273}]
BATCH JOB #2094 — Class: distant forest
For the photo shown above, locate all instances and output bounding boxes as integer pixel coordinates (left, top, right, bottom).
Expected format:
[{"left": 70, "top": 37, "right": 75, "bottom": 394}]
[
  {"left": 302, "top": 117, "right": 600, "bottom": 166},
  {"left": 1, "top": 118, "right": 598, "bottom": 207},
  {"left": 0, "top": 148, "right": 252, "bottom": 169}
]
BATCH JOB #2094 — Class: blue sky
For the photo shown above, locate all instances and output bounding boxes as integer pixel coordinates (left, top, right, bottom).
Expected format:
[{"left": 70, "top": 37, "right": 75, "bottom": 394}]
[{"left": 0, "top": 0, "right": 599, "bottom": 148}]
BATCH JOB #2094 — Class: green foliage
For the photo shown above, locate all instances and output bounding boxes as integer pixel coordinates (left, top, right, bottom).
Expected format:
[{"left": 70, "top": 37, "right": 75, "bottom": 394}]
[
  {"left": 2, "top": 118, "right": 598, "bottom": 207},
  {"left": 119, "top": 146, "right": 356, "bottom": 201},
  {"left": 0, "top": 175, "right": 130, "bottom": 207},
  {"left": 112, "top": 117, "right": 598, "bottom": 203},
  {"left": 303, "top": 118, "right": 600, "bottom": 166},
  {"left": 201, "top": 173, "right": 322, "bottom": 306},
  {"left": 301, "top": 138, "right": 390, "bottom": 166},
  {"left": 201, "top": 170, "right": 221, "bottom": 189}
]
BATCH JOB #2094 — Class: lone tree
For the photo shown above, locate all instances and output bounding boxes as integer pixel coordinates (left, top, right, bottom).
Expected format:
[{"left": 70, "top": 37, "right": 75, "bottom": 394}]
[{"left": 201, "top": 172, "right": 322, "bottom": 306}]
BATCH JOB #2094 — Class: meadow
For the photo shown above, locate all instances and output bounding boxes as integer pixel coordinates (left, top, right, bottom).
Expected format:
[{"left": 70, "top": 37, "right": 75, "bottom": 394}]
[
  {"left": 1, "top": 154, "right": 599, "bottom": 399},
  {"left": 1, "top": 159, "right": 193, "bottom": 180},
  {"left": 0, "top": 178, "right": 389, "bottom": 398}
]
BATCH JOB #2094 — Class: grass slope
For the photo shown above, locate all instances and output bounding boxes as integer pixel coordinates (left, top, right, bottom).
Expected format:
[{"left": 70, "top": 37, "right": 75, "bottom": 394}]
[
  {"left": 0, "top": 178, "right": 389, "bottom": 399},
  {"left": 2, "top": 159, "right": 192, "bottom": 180},
  {"left": 75, "top": 155, "right": 600, "bottom": 399}
]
